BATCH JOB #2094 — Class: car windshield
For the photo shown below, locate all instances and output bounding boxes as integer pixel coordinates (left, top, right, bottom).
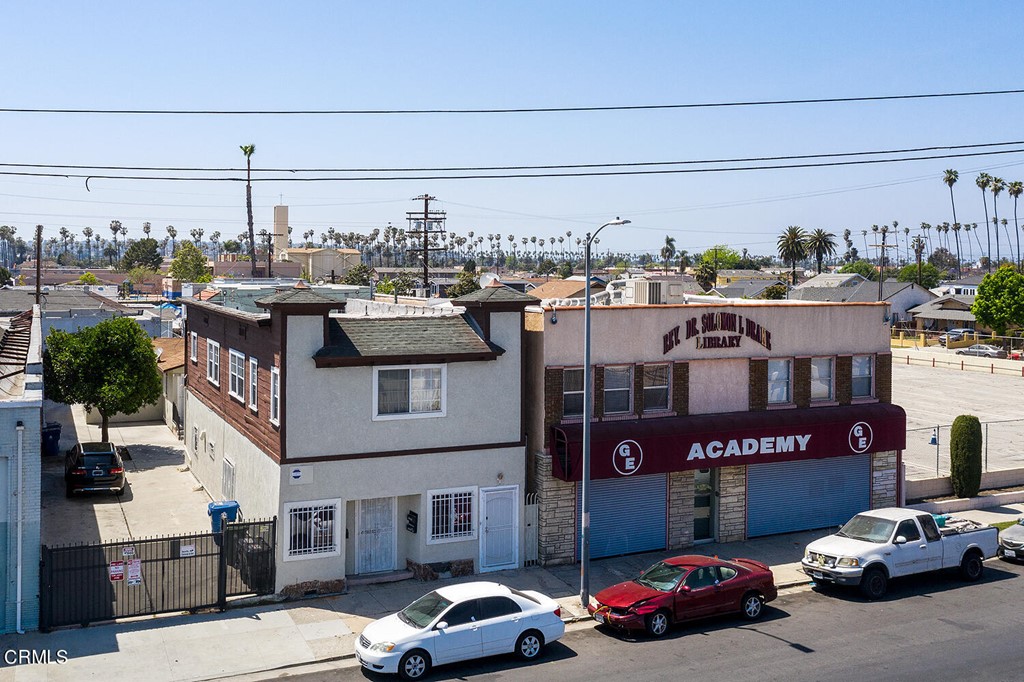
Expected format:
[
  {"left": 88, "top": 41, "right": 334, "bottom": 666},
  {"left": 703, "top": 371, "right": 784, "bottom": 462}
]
[
  {"left": 635, "top": 561, "right": 687, "bottom": 592},
  {"left": 836, "top": 514, "right": 897, "bottom": 543},
  {"left": 399, "top": 591, "right": 453, "bottom": 628}
]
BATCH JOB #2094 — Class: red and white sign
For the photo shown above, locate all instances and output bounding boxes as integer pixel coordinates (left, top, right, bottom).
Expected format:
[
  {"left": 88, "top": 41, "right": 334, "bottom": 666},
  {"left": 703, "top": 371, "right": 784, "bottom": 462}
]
[{"left": 109, "top": 561, "right": 125, "bottom": 582}]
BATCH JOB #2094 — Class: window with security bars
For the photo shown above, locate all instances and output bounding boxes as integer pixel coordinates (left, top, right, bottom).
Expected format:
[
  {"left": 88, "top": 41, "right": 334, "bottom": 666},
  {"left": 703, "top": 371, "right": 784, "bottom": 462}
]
[
  {"left": 643, "top": 364, "right": 670, "bottom": 412},
  {"left": 428, "top": 488, "right": 476, "bottom": 543},
  {"left": 562, "top": 368, "right": 584, "bottom": 417},
  {"left": 285, "top": 500, "right": 340, "bottom": 559},
  {"left": 603, "top": 365, "right": 632, "bottom": 414},
  {"left": 375, "top": 366, "right": 444, "bottom": 418}
]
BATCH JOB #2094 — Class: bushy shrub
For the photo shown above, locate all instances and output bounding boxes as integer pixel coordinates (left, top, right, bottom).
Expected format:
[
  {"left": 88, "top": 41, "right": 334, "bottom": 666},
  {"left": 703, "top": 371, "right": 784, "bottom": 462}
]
[{"left": 950, "top": 415, "right": 982, "bottom": 498}]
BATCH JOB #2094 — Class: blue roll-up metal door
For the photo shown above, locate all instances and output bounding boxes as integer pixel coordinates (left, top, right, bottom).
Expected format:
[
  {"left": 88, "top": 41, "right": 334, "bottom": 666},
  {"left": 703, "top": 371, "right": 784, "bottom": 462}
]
[
  {"left": 747, "top": 455, "right": 870, "bottom": 537},
  {"left": 578, "top": 474, "right": 667, "bottom": 559}
]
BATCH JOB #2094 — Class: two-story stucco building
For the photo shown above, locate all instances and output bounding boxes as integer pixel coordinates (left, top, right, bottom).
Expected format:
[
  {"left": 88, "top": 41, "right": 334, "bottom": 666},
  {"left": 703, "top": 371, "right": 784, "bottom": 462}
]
[
  {"left": 183, "top": 282, "right": 533, "bottom": 594},
  {"left": 524, "top": 297, "right": 906, "bottom": 565}
]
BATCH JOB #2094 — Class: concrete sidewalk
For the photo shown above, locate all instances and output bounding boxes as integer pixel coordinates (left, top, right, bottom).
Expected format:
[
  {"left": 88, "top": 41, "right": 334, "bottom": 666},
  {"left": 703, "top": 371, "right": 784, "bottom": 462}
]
[{"left": 3, "top": 503, "right": 1022, "bottom": 682}]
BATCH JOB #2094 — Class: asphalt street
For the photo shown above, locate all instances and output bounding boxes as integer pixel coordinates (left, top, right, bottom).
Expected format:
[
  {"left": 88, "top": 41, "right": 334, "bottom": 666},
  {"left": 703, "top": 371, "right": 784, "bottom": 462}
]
[{"left": 287, "top": 558, "right": 1024, "bottom": 682}]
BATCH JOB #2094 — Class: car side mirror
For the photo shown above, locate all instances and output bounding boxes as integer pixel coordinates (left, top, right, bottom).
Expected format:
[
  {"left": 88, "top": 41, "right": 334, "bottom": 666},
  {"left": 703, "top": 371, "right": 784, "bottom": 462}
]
[
  {"left": 894, "top": 535, "right": 907, "bottom": 545},
  {"left": 678, "top": 585, "right": 691, "bottom": 593},
  {"left": 435, "top": 621, "right": 448, "bottom": 631}
]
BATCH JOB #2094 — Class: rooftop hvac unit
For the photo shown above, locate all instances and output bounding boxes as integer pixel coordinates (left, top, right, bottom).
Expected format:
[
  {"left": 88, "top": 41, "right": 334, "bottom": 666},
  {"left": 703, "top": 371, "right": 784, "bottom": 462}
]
[{"left": 623, "top": 279, "right": 687, "bottom": 305}]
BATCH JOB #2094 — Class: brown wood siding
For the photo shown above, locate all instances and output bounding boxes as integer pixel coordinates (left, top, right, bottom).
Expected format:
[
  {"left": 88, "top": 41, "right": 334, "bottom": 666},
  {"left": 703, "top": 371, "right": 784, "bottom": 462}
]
[{"left": 187, "top": 309, "right": 283, "bottom": 462}]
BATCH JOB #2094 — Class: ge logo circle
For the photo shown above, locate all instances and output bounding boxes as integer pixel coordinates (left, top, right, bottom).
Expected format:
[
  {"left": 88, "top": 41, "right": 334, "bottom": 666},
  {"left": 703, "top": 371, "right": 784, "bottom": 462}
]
[
  {"left": 849, "top": 422, "right": 873, "bottom": 453},
  {"left": 613, "top": 440, "right": 643, "bottom": 476}
]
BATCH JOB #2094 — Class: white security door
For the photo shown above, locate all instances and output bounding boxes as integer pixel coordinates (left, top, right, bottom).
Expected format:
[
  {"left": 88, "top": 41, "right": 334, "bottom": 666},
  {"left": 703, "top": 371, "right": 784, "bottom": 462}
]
[
  {"left": 480, "top": 486, "right": 518, "bottom": 572},
  {"left": 356, "top": 497, "right": 396, "bottom": 574}
]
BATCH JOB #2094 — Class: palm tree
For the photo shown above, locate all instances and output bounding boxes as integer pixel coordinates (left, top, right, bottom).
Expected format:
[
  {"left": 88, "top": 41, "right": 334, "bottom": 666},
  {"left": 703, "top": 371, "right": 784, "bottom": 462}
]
[
  {"left": 240, "top": 144, "right": 257, "bottom": 277},
  {"left": 1009, "top": 180, "right": 1023, "bottom": 268},
  {"left": 142, "top": 221, "right": 152, "bottom": 239},
  {"left": 82, "top": 227, "right": 93, "bottom": 263},
  {"left": 911, "top": 236, "right": 926, "bottom": 286},
  {"left": 942, "top": 170, "right": 961, "bottom": 277},
  {"left": 191, "top": 228, "right": 205, "bottom": 249},
  {"left": 976, "top": 173, "right": 992, "bottom": 271},
  {"left": 805, "top": 229, "right": 837, "bottom": 273},
  {"left": 991, "top": 176, "right": 1006, "bottom": 265},
  {"left": 166, "top": 225, "right": 177, "bottom": 256},
  {"left": 777, "top": 226, "right": 808, "bottom": 286},
  {"left": 109, "top": 220, "right": 122, "bottom": 260},
  {"left": 660, "top": 236, "right": 676, "bottom": 272},
  {"left": 209, "top": 231, "right": 221, "bottom": 260},
  {"left": 861, "top": 229, "right": 869, "bottom": 257}
]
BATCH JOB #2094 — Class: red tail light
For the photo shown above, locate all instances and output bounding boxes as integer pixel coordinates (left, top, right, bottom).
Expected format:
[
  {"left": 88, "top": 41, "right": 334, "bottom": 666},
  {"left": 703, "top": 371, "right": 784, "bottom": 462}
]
[
  {"left": 71, "top": 469, "right": 86, "bottom": 476},
  {"left": 553, "top": 606, "right": 561, "bottom": 618},
  {"left": 109, "top": 467, "right": 124, "bottom": 474}
]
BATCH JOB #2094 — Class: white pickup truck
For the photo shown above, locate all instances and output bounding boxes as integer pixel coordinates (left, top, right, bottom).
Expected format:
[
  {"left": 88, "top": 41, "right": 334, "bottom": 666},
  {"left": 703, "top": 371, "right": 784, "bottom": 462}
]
[{"left": 801, "top": 507, "right": 998, "bottom": 599}]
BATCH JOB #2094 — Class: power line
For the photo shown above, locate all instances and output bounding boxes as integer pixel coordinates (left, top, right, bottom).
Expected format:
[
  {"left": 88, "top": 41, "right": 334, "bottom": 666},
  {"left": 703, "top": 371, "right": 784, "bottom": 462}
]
[
  {"left": 2, "top": 89, "right": 1022, "bottom": 115},
  {"left": 3, "top": 140, "right": 1022, "bottom": 174},
  {"left": 4, "top": 146, "right": 1023, "bottom": 183}
]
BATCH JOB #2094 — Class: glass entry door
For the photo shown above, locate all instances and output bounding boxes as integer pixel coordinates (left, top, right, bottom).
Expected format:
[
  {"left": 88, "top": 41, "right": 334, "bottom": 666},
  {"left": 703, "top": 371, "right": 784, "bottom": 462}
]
[{"left": 694, "top": 469, "right": 717, "bottom": 543}]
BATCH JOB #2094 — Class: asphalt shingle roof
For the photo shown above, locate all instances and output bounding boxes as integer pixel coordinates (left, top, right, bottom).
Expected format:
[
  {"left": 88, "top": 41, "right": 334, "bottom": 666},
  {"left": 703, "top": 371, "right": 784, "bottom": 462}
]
[
  {"left": 454, "top": 285, "right": 535, "bottom": 303},
  {"left": 255, "top": 283, "right": 345, "bottom": 308},
  {"left": 315, "top": 314, "right": 503, "bottom": 364}
]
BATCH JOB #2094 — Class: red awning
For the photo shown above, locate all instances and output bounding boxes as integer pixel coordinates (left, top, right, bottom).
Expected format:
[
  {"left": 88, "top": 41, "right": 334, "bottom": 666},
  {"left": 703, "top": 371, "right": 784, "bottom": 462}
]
[{"left": 550, "top": 402, "right": 906, "bottom": 482}]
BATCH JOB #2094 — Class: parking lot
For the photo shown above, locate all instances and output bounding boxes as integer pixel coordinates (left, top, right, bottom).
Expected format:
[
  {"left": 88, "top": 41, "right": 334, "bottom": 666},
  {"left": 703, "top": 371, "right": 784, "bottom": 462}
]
[
  {"left": 41, "top": 401, "right": 213, "bottom": 547},
  {"left": 891, "top": 348, "right": 1024, "bottom": 479}
]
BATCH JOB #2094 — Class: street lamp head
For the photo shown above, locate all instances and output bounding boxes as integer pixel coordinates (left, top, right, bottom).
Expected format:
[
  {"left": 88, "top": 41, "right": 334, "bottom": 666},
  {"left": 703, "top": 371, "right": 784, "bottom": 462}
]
[{"left": 608, "top": 217, "right": 631, "bottom": 227}]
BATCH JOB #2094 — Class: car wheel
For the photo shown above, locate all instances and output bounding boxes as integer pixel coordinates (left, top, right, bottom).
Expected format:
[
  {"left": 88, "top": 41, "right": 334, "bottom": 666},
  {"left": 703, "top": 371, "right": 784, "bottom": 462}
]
[
  {"left": 960, "top": 550, "right": 984, "bottom": 581},
  {"left": 740, "top": 591, "right": 765, "bottom": 620},
  {"left": 398, "top": 649, "right": 431, "bottom": 681},
  {"left": 515, "top": 630, "right": 544, "bottom": 660},
  {"left": 859, "top": 566, "right": 888, "bottom": 600},
  {"left": 644, "top": 610, "right": 670, "bottom": 638}
]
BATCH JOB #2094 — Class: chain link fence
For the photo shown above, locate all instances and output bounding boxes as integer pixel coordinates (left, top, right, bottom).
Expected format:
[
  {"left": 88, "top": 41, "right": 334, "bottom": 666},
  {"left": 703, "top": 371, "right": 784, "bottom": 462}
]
[{"left": 905, "top": 419, "right": 1024, "bottom": 479}]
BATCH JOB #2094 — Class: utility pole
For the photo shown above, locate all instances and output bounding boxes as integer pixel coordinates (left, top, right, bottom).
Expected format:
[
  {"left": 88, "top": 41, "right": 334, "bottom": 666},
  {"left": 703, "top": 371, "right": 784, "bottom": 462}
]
[
  {"left": 259, "top": 230, "right": 283, "bottom": 278},
  {"left": 406, "top": 194, "right": 446, "bottom": 296},
  {"left": 870, "top": 231, "right": 899, "bottom": 301},
  {"left": 34, "top": 224, "right": 42, "bottom": 306}
]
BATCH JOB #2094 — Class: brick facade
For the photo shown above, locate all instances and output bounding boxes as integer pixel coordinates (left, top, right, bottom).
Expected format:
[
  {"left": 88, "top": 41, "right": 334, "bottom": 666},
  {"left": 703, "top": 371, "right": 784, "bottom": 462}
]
[
  {"left": 793, "top": 357, "right": 811, "bottom": 408},
  {"left": 748, "top": 359, "right": 767, "bottom": 411},
  {"left": 671, "top": 362, "right": 688, "bottom": 416},
  {"left": 875, "top": 352, "right": 892, "bottom": 403},
  {"left": 835, "top": 355, "right": 853, "bottom": 405},
  {"left": 593, "top": 367, "right": 605, "bottom": 418}
]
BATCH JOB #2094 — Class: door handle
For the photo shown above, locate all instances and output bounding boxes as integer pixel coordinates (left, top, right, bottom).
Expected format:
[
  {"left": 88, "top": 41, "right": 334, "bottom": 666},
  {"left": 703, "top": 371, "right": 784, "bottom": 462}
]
[{"left": 919, "top": 545, "right": 927, "bottom": 550}]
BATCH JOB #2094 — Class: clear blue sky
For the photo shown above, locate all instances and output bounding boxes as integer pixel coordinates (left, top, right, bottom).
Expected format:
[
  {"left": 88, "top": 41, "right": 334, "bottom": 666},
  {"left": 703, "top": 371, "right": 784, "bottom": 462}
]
[{"left": 3, "top": 2, "right": 1024, "bottom": 260}]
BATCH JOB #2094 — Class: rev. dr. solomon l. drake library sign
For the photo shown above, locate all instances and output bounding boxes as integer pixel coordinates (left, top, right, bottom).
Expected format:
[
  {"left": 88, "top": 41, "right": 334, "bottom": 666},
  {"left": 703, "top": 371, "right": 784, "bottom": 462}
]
[{"left": 663, "top": 311, "right": 772, "bottom": 354}]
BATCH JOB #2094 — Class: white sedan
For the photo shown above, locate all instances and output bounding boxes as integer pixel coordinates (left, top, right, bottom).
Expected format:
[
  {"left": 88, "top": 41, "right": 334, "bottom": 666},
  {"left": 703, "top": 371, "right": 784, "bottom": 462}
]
[{"left": 355, "top": 581, "right": 565, "bottom": 680}]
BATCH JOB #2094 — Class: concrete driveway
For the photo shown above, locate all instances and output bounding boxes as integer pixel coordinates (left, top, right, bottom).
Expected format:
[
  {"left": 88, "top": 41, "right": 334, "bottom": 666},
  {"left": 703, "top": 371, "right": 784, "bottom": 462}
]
[{"left": 41, "top": 401, "right": 214, "bottom": 547}]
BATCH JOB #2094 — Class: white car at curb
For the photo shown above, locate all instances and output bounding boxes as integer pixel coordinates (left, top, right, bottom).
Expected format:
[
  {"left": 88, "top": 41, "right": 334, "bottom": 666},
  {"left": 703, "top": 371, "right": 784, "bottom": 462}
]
[{"left": 354, "top": 581, "right": 565, "bottom": 680}]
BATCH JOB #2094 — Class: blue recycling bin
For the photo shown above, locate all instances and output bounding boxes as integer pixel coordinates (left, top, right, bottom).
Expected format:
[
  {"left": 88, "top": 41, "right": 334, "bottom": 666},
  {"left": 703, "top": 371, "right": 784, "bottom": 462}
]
[
  {"left": 42, "top": 422, "right": 62, "bottom": 456},
  {"left": 208, "top": 500, "right": 240, "bottom": 533}
]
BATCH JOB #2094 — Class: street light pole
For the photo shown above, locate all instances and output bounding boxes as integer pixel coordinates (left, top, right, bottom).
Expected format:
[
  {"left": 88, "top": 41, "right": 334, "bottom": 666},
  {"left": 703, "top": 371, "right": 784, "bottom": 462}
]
[{"left": 581, "top": 217, "right": 630, "bottom": 610}]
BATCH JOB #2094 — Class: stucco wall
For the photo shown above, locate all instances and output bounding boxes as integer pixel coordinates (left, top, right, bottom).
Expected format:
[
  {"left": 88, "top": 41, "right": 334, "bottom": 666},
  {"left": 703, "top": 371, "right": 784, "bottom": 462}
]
[
  {"left": 687, "top": 358, "right": 749, "bottom": 415},
  {"left": 538, "top": 302, "right": 891, "bottom": 366},
  {"left": 1, "top": 404, "right": 42, "bottom": 633},
  {"left": 285, "top": 313, "right": 522, "bottom": 459}
]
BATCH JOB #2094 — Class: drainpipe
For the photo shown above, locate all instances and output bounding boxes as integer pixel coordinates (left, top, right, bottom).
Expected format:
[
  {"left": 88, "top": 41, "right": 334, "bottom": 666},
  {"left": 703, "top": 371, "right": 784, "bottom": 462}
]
[{"left": 15, "top": 420, "right": 24, "bottom": 634}]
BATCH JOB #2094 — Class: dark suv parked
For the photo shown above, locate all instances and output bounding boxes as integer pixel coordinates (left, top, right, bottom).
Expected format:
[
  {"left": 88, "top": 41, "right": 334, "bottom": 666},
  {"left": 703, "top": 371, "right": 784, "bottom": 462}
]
[{"left": 64, "top": 442, "right": 126, "bottom": 497}]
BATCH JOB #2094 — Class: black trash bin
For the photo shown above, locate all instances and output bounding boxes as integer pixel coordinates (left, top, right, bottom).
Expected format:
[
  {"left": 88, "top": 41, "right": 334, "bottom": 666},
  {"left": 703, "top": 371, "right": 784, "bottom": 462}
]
[
  {"left": 41, "top": 422, "right": 62, "bottom": 456},
  {"left": 237, "top": 536, "right": 273, "bottom": 593}
]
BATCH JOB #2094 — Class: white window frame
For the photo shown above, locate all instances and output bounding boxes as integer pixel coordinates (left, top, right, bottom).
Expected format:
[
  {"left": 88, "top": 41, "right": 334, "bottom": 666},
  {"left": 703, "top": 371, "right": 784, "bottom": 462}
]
[
  {"left": 603, "top": 365, "right": 633, "bottom": 415},
  {"left": 206, "top": 340, "right": 220, "bottom": 386},
  {"left": 427, "top": 486, "right": 477, "bottom": 544},
  {"left": 269, "top": 366, "right": 280, "bottom": 425},
  {"left": 767, "top": 358, "right": 792, "bottom": 405},
  {"left": 189, "top": 331, "right": 198, "bottom": 362},
  {"left": 248, "top": 357, "right": 258, "bottom": 412},
  {"left": 642, "top": 363, "right": 670, "bottom": 413},
  {"left": 372, "top": 364, "right": 447, "bottom": 421},
  {"left": 852, "top": 354, "right": 875, "bottom": 398},
  {"left": 222, "top": 456, "right": 235, "bottom": 501},
  {"left": 228, "top": 349, "right": 245, "bottom": 401},
  {"left": 562, "top": 367, "right": 585, "bottom": 418},
  {"left": 284, "top": 499, "right": 341, "bottom": 561},
  {"left": 810, "top": 357, "right": 834, "bottom": 402}
]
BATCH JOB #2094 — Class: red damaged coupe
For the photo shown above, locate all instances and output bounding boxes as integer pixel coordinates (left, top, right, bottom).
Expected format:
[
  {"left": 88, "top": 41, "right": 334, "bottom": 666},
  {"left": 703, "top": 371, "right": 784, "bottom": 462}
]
[{"left": 588, "top": 555, "right": 778, "bottom": 637}]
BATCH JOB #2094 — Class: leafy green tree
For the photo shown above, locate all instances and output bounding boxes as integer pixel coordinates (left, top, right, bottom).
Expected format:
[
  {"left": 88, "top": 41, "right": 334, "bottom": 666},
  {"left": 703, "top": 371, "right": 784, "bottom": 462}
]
[
  {"left": 537, "top": 258, "right": 557, "bottom": 276},
  {"left": 127, "top": 267, "right": 156, "bottom": 289},
  {"left": 896, "top": 262, "right": 941, "bottom": 289},
  {"left": 43, "top": 317, "right": 161, "bottom": 441},
  {"left": 0, "top": 267, "right": 12, "bottom": 286},
  {"left": 222, "top": 239, "right": 241, "bottom": 254},
  {"left": 557, "top": 262, "right": 574, "bottom": 279},
  {"left": 77, "top": 271, "right": 99, "bottom": 285},
  {"left": 695, "top": 261, "right": 716, "bottom": 291},
  {"left": 697, "top": 245, "right": 741, "bottom": 270},
  {"left": 342, "top": 263, "right": 373, "bottom": 286},
  {"left": 463, "top": 259, "right": 477, "bottom": 273},
  {"left": 375, "top": 273, "right": 415, "bottom": 296},
  {"left": 972, "top": 265, "right": 1024, "bottom": 335},
  {"left": 927, "top": 247, "right": 958, "bottom": 272},
  {"left": 446, "top": 270, "right": 481, "bottom": 298},
  {"left": 758, "top": 283, "right": 788, "bottom": 300},
  {"left": 119, "top": 238, "right": 163, "bottom": 271},
  {"left": 949, "top": 415, "right": 982, "bottom": 499},
  {"left": 838, "top": 259, "right": 878, "bottom": 281},
  {"left": 168, "top": 241, "right": 210, "bottom": 281}
]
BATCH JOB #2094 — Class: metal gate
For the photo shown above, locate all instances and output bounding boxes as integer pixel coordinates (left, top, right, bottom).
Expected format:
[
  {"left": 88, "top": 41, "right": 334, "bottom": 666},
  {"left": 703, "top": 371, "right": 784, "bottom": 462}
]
[
  {"left": 747, "top": 456, "right": 870, "bottom": 537},
  {"left": 578, "top": 474, "right": 667, "bottom": 559},
  {"left": 39, "top": 518, "right": 276, "bottom": 631}
]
